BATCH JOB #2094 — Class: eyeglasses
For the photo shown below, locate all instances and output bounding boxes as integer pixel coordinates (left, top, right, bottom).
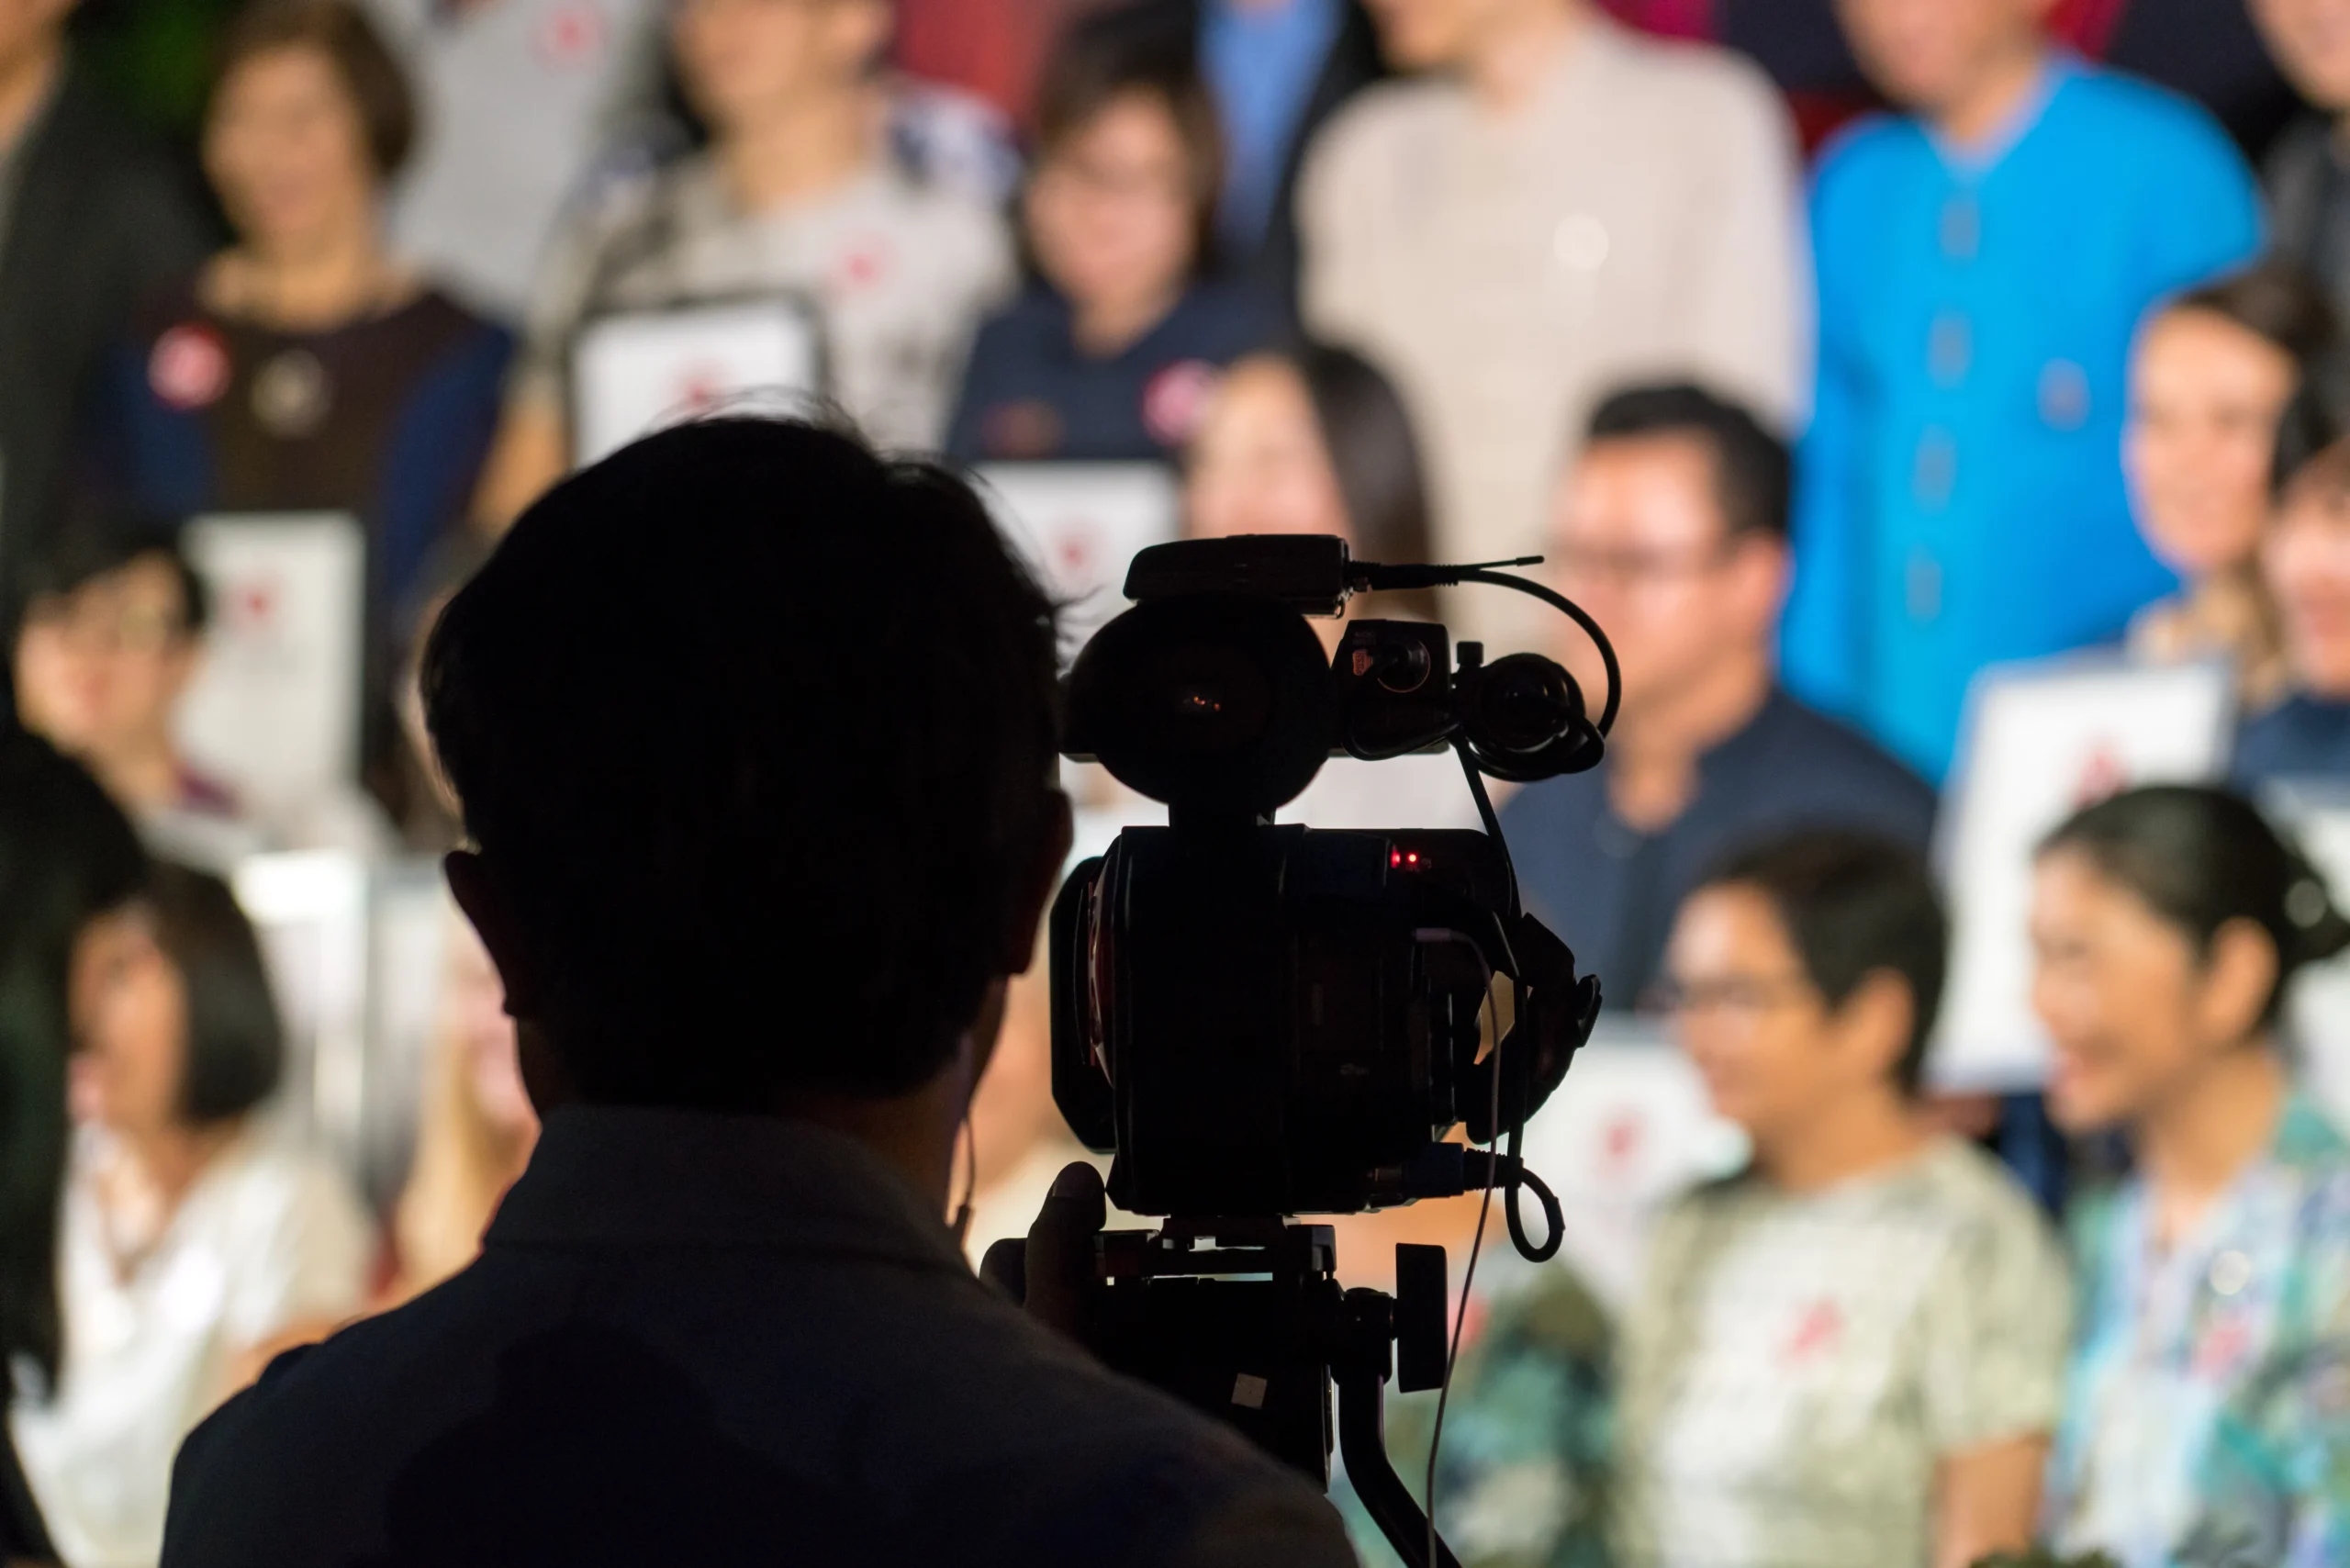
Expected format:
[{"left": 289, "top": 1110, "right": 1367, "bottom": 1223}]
[
  {"left": 1033, "top": 156, "right": 1192, "bottom": 209},
  {"left": 1648, "top": 971, "right": 1816, "bottom": 1020}
]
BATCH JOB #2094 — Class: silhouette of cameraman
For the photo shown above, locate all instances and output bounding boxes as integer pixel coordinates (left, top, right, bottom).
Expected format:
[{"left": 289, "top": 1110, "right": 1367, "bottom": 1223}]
[{"left": 158, "top": 418, "right": 1355, "bottom": 1568}]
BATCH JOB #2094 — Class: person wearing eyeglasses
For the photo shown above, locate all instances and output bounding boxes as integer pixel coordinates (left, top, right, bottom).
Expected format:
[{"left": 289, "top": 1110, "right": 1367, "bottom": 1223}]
[
  {"left": 1617, "top": 831, "right": 2069, "bottom": 1568},
  {"left": 1498, "top": 383, "right": 1935, "bottom": 1014}
]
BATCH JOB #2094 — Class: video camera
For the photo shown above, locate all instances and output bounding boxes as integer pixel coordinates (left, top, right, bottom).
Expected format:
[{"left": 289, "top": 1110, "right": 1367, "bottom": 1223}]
[{"left": 1035, "top": 536, "right": 1616, "bottom": 1568}]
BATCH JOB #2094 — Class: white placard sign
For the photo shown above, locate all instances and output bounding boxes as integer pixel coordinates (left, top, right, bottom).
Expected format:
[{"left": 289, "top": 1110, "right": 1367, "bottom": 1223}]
[
  {"left": 233, "top": 851, "right": 371, "bottom": 1162},
  {"left": 571, "top": 297, "right": 822, "bottom": 465},
  {"left": 1934, "top": 656, "right": 2234, "bottom": 1090},
  {"left": 974, "top": 463, "right": 1181, "bottom": 659},
  {"left": 1516, "top": 1025, "right": 1747, "bottom": 1309},
  {"left": 175, "top": 512, "right": 366, "bottom": 816}
]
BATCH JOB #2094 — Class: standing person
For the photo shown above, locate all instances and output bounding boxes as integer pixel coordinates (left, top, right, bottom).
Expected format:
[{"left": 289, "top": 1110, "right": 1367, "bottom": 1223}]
[
  {"left": 0, "top": 0, "right": 211, "bottom": 609},
  {"left": 1617, "top": 832, "right": 2068, "bottom": 1568},
  {"left": 155, "top": 416, "right": 1355, "bottom": 1568},
  {"left": 0, "top": 734, "right": 153, "bottom": 1565},
  {"left": 16, "top": 863, "right": 372, "bottom": 1568},
  {"left": 1786, "top": 0, "right": 2263, "bottom": 782},
  {"left": 2124, "top": 263, "right": 2335, "bottom": 711},
  {"left": 946, "top": 11, "right": 1278, "bottom": 465},
  {"left": 2254, "top": 0, "right": 2350, "bottom": 334},
  {"left": 2033, "top": 785, "right": 2350, "bottom": 1567},
  {"left": 475, "top": 0, "right": 1013, "bottom": 522},
  {"left": 1500, "top": 384, "right": 1934, "bottom": 1012},
  {"left": 82, "top": 0, "right": 514, "bottom": 818},
  {"left": 2239, "top": 408, "right": 2350, "bottom": 784},
  {"left": 1294, "top": 0, "right": 1806, "bottom": 650},
  {"left": 1126, "top": 0, "right": 1384, "bottom": 305},
  {"left": 359, "top": 0, "right": 667, "bottom": 323}
]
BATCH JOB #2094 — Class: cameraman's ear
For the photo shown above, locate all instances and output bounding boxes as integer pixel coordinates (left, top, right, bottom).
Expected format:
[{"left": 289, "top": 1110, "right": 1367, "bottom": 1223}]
[
  {"left": 1000, "top": 790, "right": 1075, "bottom": 976},
  {"left": 444, "top": 849, "right": 548, "bottom": 1017}
]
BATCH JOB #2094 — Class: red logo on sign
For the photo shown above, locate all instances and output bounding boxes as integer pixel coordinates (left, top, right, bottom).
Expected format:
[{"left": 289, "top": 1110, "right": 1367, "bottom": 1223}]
[
  {"left": 1143, "top": 360, "right": 1219, "bottom": 449},
  {"left": 149, "top": 324, "right": 230, "bottom": 411},
  {"left": 2072, "top": 741, "right": 2129, "bottom": 809},
  {"left": 534, "top": 0, "right": 606, "bottom": 69}
]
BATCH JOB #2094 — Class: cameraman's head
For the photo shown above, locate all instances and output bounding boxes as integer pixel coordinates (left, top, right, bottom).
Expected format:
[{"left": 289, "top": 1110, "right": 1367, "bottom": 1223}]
[
  {"left": 421, "top": 418, "right": 1070, "bottom": 1187},
  {"left": 1550, "top": 384, "right": 1791, "bottom": 739},
  {"left": 1661, "top": 833, "right": 1946, "bottom": 1157}
]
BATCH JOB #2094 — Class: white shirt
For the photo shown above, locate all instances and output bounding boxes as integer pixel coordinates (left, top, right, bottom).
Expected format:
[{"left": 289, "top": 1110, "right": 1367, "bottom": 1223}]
[{"left": 14, "top": 1126, "right": 372, "bottom": 1568}]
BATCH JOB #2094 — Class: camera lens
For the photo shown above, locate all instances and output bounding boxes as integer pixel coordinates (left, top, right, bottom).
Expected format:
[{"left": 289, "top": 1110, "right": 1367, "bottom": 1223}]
[{"left": 1463, "top": 653, "right": 1582, "bottom": 757}]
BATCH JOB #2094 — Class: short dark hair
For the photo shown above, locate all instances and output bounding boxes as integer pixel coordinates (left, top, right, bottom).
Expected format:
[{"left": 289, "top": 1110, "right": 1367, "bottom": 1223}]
[
  {"left": 0, "top": 733, "right": 147, "bottom": 1384},
  {"left": 1033, "top": 6, "right": 1224, "bottom": 278},
  {"left": 2041, "top": 785, "right": 2350, "bottom": 1028},
  {"left": 2169, "top": 260, "right": 2341, "bottom": 371},
  {"left": 1585, "top": 383, "right": 1793, "bottom": 543},
  {"left": 144, "top": 863, "right": 285, "bottom": 1126},
  {"left": 421, "top": 417, "right": 1062, "bottom": 1109},
  {"left": 1699, "top": 832, "right": 1949, "bottom": 1093},
  {"left": 17, "top": 513, "right": 209, "bottom": 638},
  {"left": 214, "top": 0, "right": 418, "bottom": 179}
]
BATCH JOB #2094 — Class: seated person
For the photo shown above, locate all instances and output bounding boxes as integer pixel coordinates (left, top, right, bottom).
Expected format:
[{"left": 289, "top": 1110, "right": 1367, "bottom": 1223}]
[
  {"left": 2239, "top": 389, "right": 2350, "bottom": 784},
  {"left": 2125, "top": 263, "right": 2336, "bottom": 710},
  {"left": 1184, "top": 341, "right": 1469, "bottom": 830},
  {"left": 9, "top": 522, "right": 246, "bottom": 868},
  {"left": 1501, "top": 385, "right": 1936, "bottom": 1011},
  {"left": 2033, "top": 785, "right": 2350, "bottom": 1564},
  {"left": 476, "top": 0, "right": 1012, "bottom": 523},
  {"left": 15, "top": 864, "right": 372, "bottom": 1568},
  {"left": 157, "top": 417, "right": 1354, "bottom": 1566},
  {"left": 380, "top": 910, "right": 536, "bottom": 1307},
  {"left": 946, "top": 8, "right": 1279, "bottom": 465},
  {"left": 1617, "top": 832, "right": 2067, "bottom": 1568}
]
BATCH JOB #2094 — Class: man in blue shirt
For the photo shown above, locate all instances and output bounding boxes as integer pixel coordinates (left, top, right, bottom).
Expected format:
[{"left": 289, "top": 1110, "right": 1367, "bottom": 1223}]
[
  {"left": 1785, "top": 0, "right": 2262, "bottom": 781},
  {"left": 1505, "top": 385, "right": 1936, "bottom": 1013}
]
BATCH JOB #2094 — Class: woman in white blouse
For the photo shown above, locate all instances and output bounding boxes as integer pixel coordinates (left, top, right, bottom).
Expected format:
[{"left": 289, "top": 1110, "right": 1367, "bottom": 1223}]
[{"left": 15, "top": 863, "right": 370, "bottom": 1568}]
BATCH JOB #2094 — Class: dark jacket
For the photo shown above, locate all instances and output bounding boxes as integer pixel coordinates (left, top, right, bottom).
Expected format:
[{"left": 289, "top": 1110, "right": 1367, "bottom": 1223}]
[
  {"left": 0, "top": 66, "right": 211, "bottom": 600},
  {"left": 161, "top": 1108, "right": 1358, "bottom": 1568}
]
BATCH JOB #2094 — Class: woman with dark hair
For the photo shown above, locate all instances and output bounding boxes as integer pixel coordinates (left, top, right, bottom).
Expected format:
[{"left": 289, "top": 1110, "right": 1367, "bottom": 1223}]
[
  {"left": 82, "top": 0, "right": 512, "bottom": 821},
  {"left": 1182, "top": 340, "right": 1459, "bottom": 826},
  {"left": 13, "top": 861, "right": 370, "bottom": 1568},
  {"left": 946, "top": 7, "right": 1281, "bottom": 464},
  {"left": 2127, "top": 262, "right": 2340, "bottom": 708},
  {"left": 2240, "top": 396, "right": 2350, "bottom": 784},
  {"left": 0, "top": 732, "right": 151, "bottom": 1564},
  {"left": 2033, "top": 785, "right": 2350, "bottom": 1566}
]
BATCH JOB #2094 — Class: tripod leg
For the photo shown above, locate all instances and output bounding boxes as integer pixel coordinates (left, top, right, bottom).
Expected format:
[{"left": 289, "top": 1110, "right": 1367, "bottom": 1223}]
[{"left": 1332, "top": 1363, "right": 1462, "bottom": 1568}]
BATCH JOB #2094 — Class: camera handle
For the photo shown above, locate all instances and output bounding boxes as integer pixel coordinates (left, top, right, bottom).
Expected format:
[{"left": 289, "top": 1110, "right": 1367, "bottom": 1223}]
[{"left": 1334, "top": 1278, "right": 1463, "bottom": 1568}]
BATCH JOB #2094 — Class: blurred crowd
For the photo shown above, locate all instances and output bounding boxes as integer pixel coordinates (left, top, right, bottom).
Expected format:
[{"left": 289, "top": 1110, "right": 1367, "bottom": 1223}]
[{"left": 2, "top": 0, "right": 2350, "bottom": 1563}]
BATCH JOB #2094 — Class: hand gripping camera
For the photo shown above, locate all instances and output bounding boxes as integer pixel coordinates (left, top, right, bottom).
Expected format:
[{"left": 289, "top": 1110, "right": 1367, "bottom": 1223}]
[{"left": 1038, "top": 536, "right": 1616, "bottom": 1568}]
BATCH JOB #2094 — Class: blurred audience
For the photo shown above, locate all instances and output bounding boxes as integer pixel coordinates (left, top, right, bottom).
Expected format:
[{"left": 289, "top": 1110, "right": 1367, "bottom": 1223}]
[
  {"left": 2124, "top": 263, "right": 2335, "bottom": 710},
  {"left": 2241, "top": 407, "right": 2350, "bottom": 784},
  {"left": 78, "top": 0, "right": 513, "bottom": 821},
  {"left": 0, "top": 0, "right": 211, "bottom": 609},
  {"left": 2254, "top": 0, "right": 2350, "bottom": 332},
  {"left": 1129, "top": 0, "right": 1384, "bottom": 304},
  {"left": 947, "top": 12, "right": 1277, "bottom": 465},
  {"left": 0, "top": 732, "right": 153, "bottom": 1565},
  {"left": 1502, "top": 385, "right": 1934, "bottom": 1012},
  {"left": 8, "top": 521, "right": 252, "bottom": 869},
  {"left": 1183, "top": 342, "right": 1473, "bottom": 829},
  {"left": 1784, "top": 0, "right": 2262, "bottom": 781},
  {"left": 476, "top": 0, "right": 1012, "bottom": 521},
  {"left": 359, "top": 0, "right": 667, "bottom": 322},
  {"left": 16, "top": 862, "right": 369, "bottom": 1568},
  {"left": 1296, "top": 0, "right": 1806, "bottom": 649},
  {"left": 382, "top": 912, "right": 532, "bottom": 1305},
  {"left": 1618, "top": 833, "right": 2065, "bottom": 1568},
  {"left": 2033, "top": 785, "right": 2350, "bottom": 1566}
]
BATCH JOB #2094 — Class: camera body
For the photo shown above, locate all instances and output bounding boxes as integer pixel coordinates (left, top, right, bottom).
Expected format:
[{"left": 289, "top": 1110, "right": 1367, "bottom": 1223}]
[{"left": 1049, "top": 536, "right": 1603, "bottom": 1221}]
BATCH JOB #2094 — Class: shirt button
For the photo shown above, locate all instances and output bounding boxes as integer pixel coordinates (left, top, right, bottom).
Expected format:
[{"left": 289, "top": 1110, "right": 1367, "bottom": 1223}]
[
  {"left": 1929, "top": 313, "right": 1971, "bottom": 386},
  {"left": 1940, "top": 196, "right": 1981, "bottom": 261},
  {"left": 1906, "top": 551, "right": 1942, "bottom": 623},
  {"left": 2039, "top": 360, "right": 2091, "bottom": 430},
  {"left": 1912, "top": 429, "right": 1956, "bottom": 509}
]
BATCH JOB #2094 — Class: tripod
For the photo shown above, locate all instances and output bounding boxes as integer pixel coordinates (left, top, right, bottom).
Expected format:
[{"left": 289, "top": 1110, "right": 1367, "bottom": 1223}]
[{"left": 1082, "top": 1218, "right": 1464, "bottom": 1568}]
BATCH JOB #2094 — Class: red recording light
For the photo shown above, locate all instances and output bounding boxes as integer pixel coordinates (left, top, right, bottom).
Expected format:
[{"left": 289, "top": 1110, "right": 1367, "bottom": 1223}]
[
  {"left": 1405, "top": 852, "right": 1420, "bottom": 866},
  {"left": 1390, "top": 850, "right": 1402, "bottom": 868}
]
